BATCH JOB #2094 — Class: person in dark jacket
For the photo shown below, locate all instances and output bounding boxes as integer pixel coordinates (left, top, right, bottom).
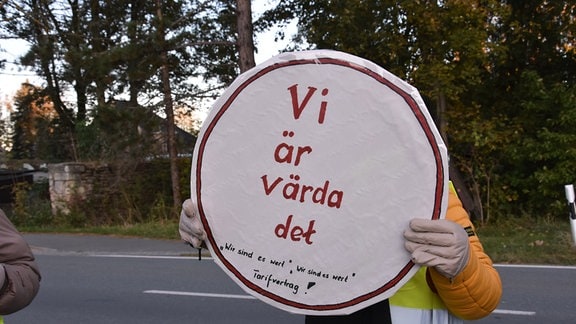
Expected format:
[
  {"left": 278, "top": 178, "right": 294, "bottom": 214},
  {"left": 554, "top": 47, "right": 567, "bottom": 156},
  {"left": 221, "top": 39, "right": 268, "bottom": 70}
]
[{"left": 0, "top": 208, "right": 41, "bottom": 315}]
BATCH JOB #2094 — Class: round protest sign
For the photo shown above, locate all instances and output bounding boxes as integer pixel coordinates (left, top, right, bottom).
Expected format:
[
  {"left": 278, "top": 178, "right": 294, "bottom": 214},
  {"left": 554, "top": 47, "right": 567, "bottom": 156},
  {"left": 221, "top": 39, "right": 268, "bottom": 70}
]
[{"left": 191, "top": 50, "right": 448, "bottom": 315}]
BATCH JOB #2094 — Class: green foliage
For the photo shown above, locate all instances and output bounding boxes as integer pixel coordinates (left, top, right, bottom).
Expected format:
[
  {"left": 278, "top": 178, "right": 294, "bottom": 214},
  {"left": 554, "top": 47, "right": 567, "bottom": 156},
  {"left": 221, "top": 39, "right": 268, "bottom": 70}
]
[
  {"left": 450, "top": 70, "right": 576, "bottom": 221},
  {"left": 448, "top": 106, "right": 518, "bottom": 223},
  {"left": 507, "top": 72, "right": 576, "bottom": 218}
]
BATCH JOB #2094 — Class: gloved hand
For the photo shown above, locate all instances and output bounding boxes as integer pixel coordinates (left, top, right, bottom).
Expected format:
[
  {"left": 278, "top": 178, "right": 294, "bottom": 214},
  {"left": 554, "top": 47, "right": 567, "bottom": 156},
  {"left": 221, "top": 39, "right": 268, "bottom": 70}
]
[
  {"left": 179, "top": 199, "right": 207, "bottom": 249},
  {"left": 403, "top": 218, "right": 470, "bottom": 279}
]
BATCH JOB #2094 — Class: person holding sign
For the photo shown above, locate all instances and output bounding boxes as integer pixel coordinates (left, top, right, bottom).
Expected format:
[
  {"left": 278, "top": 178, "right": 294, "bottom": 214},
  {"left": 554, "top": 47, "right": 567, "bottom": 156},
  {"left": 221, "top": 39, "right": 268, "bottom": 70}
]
[
  {"left": 180, "top": 50, "right": 501, "bottom": 323},
  {"left": 179, "top": 183, "right": 502, "bottom": 323}
]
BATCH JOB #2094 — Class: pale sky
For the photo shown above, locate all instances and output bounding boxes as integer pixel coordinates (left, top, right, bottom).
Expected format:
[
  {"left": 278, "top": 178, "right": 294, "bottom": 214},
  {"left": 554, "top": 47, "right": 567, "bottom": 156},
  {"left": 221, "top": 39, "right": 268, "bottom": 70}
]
[{"left": 0, "top": 38, "right": 42, "bottom": 112}]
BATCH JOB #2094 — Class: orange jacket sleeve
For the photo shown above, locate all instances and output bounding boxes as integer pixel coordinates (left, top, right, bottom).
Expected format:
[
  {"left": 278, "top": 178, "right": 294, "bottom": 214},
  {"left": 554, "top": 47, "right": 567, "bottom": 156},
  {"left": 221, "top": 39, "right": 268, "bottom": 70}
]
[{"left": 429, "top": 190, "right": 502, "bottom": 320}]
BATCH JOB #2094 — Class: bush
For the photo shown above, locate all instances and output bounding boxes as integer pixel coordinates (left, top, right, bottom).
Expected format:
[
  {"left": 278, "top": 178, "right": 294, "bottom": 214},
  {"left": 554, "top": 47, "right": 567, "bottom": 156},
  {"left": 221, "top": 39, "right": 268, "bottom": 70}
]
[
  {"left": 7, "top": 157, "right": 192, "bottom": 228},
  {"left": 9, "top": 180, "right": 53, "bottom": 227}
]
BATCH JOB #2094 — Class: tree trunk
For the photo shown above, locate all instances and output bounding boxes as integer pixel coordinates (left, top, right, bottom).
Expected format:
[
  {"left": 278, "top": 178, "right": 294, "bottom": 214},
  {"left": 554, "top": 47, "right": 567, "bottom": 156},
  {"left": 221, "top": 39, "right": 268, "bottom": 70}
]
[
  {"left": 156, "top": 0, "right": 181, "bottom": 212},
  {"left": 128, "top": 0, "right": 144, "bottom": 106},
  {"left": 89, "top": 0, "right": 107, "bottom": 107},
  {"left": 236, "top": 0, "right": 255, "bottom": 72},
  {"left": 435, "top": 87, "right": 447, "bottom": 144},
  {"left": 449, "top": 160, "right": 481, "bottom": 222}
]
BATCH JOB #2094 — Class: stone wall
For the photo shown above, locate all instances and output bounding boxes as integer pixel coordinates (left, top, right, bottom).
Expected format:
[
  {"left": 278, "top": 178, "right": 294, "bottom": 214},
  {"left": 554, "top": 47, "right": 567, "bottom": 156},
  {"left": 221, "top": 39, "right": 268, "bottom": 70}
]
[{"left": 47, "top": 162, "right": 113, "bottom": 215}]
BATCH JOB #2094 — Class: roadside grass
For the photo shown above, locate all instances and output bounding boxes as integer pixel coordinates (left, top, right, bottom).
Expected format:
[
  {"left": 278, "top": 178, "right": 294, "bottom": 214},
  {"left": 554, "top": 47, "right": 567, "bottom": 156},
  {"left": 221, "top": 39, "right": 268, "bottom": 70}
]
[
  {"left": 476, "top": 217, "right": 576, "bottom": 265},
  {"left": 19, "top": 216, "right": 576, "bottom": 265},
  {"left": 20, "top": 220, "right": 181, "bottom": 240}
]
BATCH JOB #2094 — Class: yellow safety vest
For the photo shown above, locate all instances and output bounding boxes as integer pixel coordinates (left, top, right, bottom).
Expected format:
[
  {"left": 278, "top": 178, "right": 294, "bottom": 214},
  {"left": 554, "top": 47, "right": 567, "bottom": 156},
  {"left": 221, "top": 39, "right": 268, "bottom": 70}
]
[
  {"left": 389, "top": 267, "right": 462, "bottom": 324},
  {"left": 390, "top": 267, "right": 444, "bottom": 309},
  {"left": 388, "top": 181, "right": 463, "bottom": 324}
]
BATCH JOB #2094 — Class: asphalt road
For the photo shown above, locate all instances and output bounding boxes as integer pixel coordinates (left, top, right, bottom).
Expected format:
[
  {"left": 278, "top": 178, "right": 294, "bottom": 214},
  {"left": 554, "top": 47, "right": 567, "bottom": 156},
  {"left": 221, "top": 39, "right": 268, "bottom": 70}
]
[
  {"left": 475, "top": 264, "right": 576, "bottom": 323},
  {"left": 3, "top": 233, "right": 575, "bottom": 323}
]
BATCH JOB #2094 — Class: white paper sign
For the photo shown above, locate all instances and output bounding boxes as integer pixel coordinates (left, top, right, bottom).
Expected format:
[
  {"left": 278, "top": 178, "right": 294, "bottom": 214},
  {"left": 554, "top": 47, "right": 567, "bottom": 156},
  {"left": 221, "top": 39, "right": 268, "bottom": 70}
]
[{"left": 191, "top": 50, "right": 448, "bottom": 315}]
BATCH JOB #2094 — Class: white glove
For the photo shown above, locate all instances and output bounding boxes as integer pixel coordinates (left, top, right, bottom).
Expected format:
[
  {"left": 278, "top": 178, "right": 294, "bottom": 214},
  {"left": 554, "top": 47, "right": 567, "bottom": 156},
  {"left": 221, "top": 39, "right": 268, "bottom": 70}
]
[
  {"left": 179, "top": 199, "right": 207, "bottom": 249},
  {"left": 403, "top": 218, "right": 470, "bottom": 279}
]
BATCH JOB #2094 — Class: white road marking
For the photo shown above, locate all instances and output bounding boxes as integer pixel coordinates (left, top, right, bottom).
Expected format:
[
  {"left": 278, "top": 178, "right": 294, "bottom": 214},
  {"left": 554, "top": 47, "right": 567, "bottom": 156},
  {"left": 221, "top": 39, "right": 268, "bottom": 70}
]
[
  {"left": 144, "top": 290, "right": 535, "bottom": 316},
  {"left": 91, "top": 254, "right": 213, "bottom": 260},
  {"left": 492, "top": 309, "right": 536, "bottom": 316},
  {"left": 143, "top": 290, "right": 256, "bottom": 299},
  {"left": 495, "top": 264, "right": 576, "bottom": 270}
]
